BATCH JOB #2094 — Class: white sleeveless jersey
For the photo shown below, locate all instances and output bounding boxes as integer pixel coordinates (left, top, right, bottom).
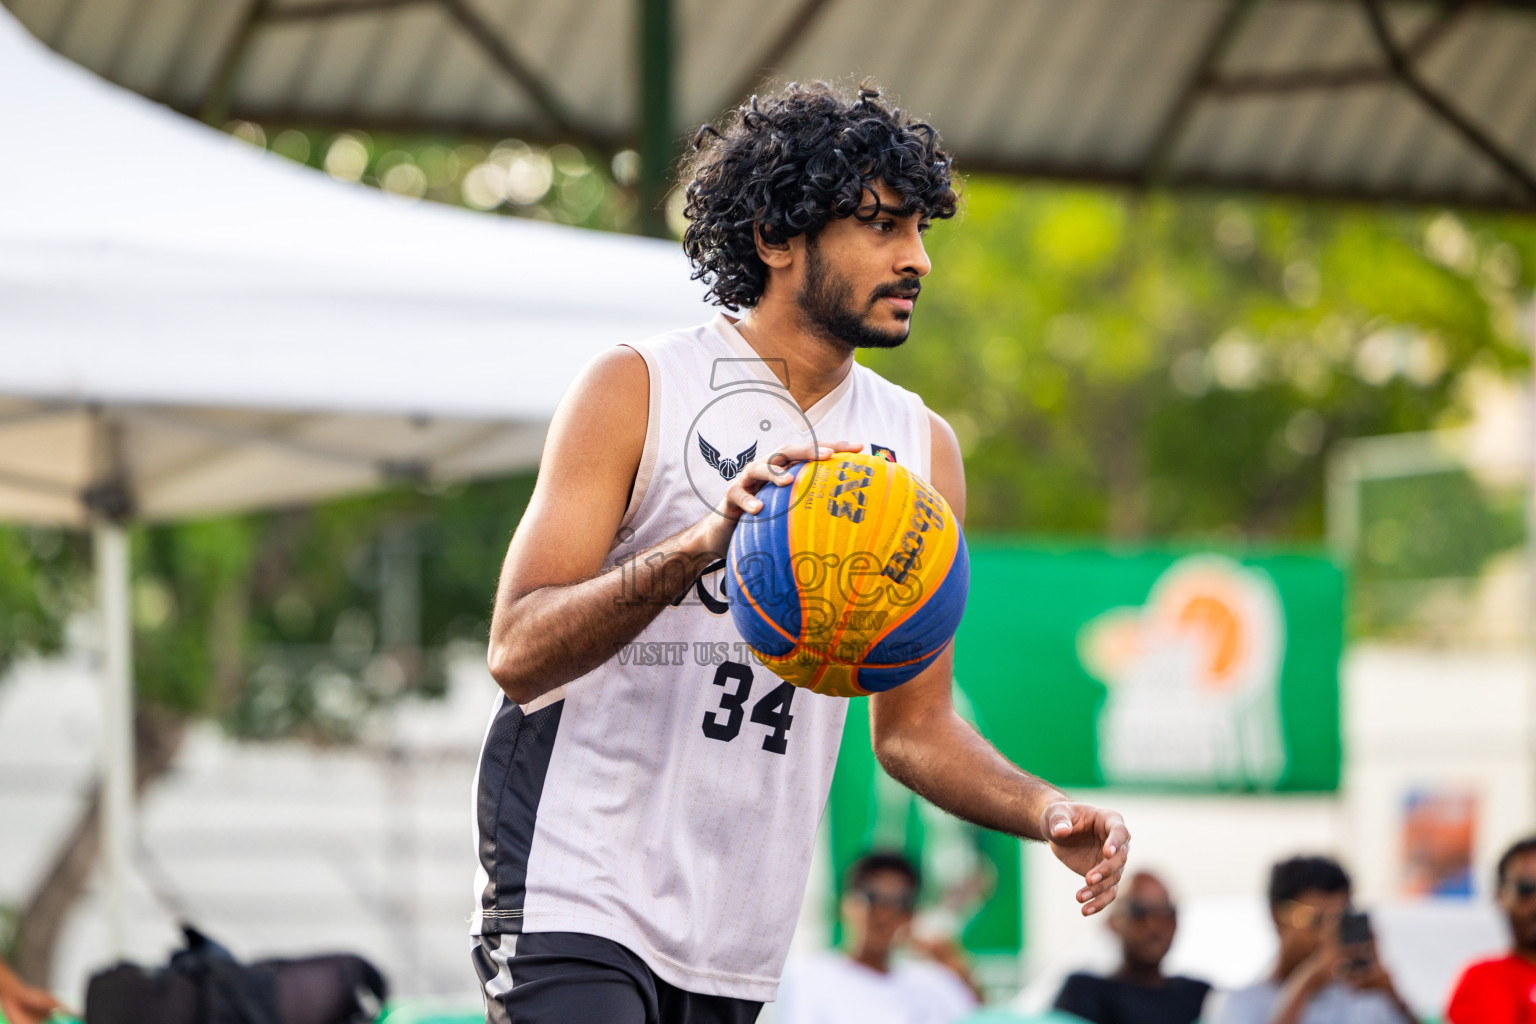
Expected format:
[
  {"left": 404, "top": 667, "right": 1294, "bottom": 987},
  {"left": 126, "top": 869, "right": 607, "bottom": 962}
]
[{"left": 470, "top": 313, "right": 931, "bottom": 1002}]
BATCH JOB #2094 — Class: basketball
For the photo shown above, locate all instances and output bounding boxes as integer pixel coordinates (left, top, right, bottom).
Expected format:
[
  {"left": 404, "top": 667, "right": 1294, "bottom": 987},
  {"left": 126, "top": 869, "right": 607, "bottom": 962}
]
[{"left": 727, "top": 452, "right": 970, "bottom": 698}]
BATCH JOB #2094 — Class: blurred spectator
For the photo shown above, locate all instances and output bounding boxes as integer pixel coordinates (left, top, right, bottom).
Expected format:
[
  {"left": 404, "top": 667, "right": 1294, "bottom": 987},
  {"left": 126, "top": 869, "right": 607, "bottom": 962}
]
[
  {"left": 1216, "top": 856, "right": 1413, "bottom": 1024},
  {"left": 1052, "top": 871, "right": 1211, "bottom": 1023},
  {"left": 1444, "top": 835, "right": 1536, "bottom": 1024},
  {"left": 0, "top": 955, "right": 60, "bottom": 1024},
  {"left": 778, "top": 851, "right": 978, "bottom": 1024}
]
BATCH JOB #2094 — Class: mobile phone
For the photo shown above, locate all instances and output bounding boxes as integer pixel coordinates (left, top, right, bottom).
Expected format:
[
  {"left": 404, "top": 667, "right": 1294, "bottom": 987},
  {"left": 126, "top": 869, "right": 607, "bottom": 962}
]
[{"left": 1339, "top": 909, "right": 1374, "bottom": 969}]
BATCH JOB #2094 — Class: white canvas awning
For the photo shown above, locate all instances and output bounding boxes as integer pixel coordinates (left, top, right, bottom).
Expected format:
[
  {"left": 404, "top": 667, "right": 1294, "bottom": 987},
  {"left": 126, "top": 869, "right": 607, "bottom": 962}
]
[{"left": 0, "top": 3, "right": 708, "bottom": 524}]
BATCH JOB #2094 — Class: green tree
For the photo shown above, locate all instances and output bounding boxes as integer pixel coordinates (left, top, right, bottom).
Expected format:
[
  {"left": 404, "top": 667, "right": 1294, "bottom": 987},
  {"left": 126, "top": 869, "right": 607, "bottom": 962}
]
[{"left": 860, "top": 184, "right": 1533, "bottom": 542}]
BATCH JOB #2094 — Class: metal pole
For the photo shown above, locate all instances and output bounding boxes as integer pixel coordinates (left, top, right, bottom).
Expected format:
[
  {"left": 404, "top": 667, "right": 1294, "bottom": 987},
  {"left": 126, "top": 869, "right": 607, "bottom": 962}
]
[
  {"left": 1528, "top": 295, "right": 1536, "bottom": 828},
  {"left": 638, "top": 0, "right": 674, "bottom": 238},
  {"left": 1325, "top": 440, "right": 1359, "bottom": 567},
  {"left": 94, "top": 522, "right": 134, "bottom": 959}
]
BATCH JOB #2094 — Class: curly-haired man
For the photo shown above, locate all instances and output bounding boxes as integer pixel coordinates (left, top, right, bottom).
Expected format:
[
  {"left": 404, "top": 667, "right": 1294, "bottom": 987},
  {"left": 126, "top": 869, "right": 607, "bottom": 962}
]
[{"left": 474, "top": 81, "right": 1129, "bottom": 1024}]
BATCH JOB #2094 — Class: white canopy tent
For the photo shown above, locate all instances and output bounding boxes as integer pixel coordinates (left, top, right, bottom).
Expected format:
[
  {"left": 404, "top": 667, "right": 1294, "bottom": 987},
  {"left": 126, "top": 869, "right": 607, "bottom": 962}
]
[{"left": 0, "top": 3, "right": 707, "bottom": 959}]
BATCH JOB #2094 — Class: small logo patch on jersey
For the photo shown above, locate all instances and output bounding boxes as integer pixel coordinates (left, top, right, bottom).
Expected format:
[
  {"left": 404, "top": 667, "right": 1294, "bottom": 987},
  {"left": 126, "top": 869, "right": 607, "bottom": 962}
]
[
  {"left": 871, "top": 443, "right": 898, "bottom": 463},
  {"left": 698, "top": 434, "right": 757, "bottom": 480}
]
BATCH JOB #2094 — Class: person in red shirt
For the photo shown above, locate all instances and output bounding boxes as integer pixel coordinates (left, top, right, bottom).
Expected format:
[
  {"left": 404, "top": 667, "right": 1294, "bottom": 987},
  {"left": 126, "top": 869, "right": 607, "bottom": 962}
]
[{"left": 1446, "top": 835, "right": 1536, "bottom": 1024}]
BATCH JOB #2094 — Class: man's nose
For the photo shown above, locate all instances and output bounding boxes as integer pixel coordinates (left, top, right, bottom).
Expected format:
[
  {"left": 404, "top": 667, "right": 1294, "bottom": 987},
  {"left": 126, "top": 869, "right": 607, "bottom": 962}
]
[{"left": 897, "top": 229, "right": 931, "bottom": 279}]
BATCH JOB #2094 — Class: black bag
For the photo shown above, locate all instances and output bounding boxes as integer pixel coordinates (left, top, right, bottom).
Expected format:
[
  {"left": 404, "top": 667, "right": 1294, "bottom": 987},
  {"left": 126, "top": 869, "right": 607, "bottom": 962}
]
[
  {"left": 253, "top": 954, "right": 386, "bottom": 1024},
  {"left": 84, "top": 926, "right": 386, "bottom": 1024}
]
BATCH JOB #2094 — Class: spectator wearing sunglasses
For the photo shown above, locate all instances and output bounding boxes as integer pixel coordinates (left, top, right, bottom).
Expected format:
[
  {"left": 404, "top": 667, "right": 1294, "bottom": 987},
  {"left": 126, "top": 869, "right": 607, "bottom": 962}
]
[
  {"left": 1052, "top": 871, "right": 1211, "bottom": 1024},
  {"left": 777, "top": 851, "right": 978, "bottom": 1024},
  {"left": 1216, "top": 856, "right": 1412, "bottom": 1024},
  {"left": 1445, "top": 835, "right": 1536, "bottom": 1024}
]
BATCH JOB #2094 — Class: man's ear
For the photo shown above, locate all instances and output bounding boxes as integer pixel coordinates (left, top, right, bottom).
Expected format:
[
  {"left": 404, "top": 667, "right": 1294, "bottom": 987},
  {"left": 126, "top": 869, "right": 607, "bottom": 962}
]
[{"left": 754, "top": 223, "right": 795, "bottom": 270}]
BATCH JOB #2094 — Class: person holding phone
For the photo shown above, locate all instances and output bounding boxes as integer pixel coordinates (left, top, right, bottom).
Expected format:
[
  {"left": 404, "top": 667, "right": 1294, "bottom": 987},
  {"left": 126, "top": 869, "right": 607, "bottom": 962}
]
[
  {"left": 1215, "top": 856, "right": 1414, "bottom": 1024},
  {"left": 1445, "top": 836, "right": 1536, "bottom": 1024}
]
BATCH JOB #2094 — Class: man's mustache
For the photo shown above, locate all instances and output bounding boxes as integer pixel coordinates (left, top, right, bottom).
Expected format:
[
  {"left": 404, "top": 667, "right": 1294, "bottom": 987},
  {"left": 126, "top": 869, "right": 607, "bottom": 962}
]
[{"left": 870, "top": 279, "right": 921, "bottom": 303}]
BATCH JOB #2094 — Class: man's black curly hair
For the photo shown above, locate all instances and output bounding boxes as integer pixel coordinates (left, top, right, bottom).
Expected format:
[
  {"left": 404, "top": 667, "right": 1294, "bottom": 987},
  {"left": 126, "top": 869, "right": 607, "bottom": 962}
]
[{"left": 681, "top": 80, "right": 958, "bottom": 311}]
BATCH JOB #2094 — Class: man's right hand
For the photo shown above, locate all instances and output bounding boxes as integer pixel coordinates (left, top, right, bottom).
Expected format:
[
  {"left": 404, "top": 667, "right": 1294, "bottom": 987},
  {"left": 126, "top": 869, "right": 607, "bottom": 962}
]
[
  {"left": 1295, "top": 926, "right": 1346, "bottom": 993},
  {"left": 689, "top": 440, "right": 863, "bottom": 559}
]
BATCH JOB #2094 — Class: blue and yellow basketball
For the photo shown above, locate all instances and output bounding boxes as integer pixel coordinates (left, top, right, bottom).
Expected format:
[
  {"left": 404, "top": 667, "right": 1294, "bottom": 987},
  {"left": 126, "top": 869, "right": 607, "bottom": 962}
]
[{"left": 727, "top": 452, "right": 970, "bottom": 698}]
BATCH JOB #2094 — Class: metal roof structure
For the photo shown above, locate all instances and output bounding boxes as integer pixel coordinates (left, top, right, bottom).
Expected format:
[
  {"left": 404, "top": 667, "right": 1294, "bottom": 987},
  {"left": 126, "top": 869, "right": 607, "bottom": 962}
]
[{"left": 4, "top": 0, "right": 1536, "bottom": 213}]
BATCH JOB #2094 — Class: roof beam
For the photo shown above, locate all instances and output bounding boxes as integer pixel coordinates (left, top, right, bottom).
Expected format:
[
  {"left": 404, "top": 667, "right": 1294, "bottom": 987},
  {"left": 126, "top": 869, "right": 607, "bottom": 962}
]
[
  {"left": 200, "top": 107, "right": 631, "bottom": 151},
  {"left": 1141, "top": 0, "right": 1264, "bottom": 186},
  {"left": 1206, "top": 0, "right": 1475, "bottom": 96},
  {"left": 155, "top": 0, "right": 226, "bottom": 103},
  {"left": 225, "top": 0, "right": 599, "bottom": 148},
  {"left": 266, "top": 0, "right": 432, "bottom": 21},
  {"left": 715, "top": 0, "right": 836, "bottom": 116},
  {"left": 1360, "top": 0, "right": 1536, "bottom": 200},
  {"left": 101, "top": 0, "right": 163, "bottom": 83},
  {"left": 953, "top": 151, "right": 1536, "bottom": 212},
  {"left": 434, "top": 0, "right": 585, "bottom": 141},
  {"left": 198, "top": 0, "right": 273, "bottom": 126}
]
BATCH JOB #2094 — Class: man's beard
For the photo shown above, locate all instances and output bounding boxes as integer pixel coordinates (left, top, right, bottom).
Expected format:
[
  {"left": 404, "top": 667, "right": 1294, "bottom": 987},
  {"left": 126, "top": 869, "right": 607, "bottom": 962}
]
[{"left": 796, "top": 239, "right": 916, "bottom": 351}]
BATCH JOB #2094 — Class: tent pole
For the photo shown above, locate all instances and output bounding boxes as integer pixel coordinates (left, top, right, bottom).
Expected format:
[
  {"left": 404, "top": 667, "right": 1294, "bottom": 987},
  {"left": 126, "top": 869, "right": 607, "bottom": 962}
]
[{"left": 93, "top": 522, "right": 134, "bottom": 960}]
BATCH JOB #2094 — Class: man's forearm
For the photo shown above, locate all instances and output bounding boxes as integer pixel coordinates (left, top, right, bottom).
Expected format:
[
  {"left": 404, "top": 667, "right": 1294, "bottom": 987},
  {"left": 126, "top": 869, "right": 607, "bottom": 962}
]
[
  {"left": 875, "top": 709, "right": 1066, "bottom": 842},
  {"left": 487, "top": 526, "right": 715, "bottom": 704}
]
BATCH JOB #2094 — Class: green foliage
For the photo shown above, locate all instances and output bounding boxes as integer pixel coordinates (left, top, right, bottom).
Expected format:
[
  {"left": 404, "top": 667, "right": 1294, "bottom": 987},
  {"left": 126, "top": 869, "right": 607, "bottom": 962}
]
[
  {"left": 859, "top": 183, "right": 1533, "bottom": 542},
  {"left": 133, "top": 518, "right": 258, "bottom": 716},
  {"left": 227, "top": 121, "right": 640, "bottom": 232},
  {"left": 1358, "top": 471, "right": 1527, "bottom": 583},
  {"left": 0, "top": 527, "right": 85, "bottom": 679},
  {"left": 127, "top": 476, "right": 535, "bottom": 739}
]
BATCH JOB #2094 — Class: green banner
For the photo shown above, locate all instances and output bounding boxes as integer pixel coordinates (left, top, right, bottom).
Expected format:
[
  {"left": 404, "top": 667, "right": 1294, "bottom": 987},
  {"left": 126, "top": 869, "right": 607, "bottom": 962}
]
[
  {"left": 826, "top": 542, "right": 1344, "bottom": 955},
  {"left": 954, "top": 543, "right": 1343, "bottom": 793}
]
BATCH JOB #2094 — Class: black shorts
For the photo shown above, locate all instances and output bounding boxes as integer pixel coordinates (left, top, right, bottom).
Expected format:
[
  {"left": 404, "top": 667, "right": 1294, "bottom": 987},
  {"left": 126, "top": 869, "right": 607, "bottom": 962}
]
[{"left": 471, "top": 932, "right": 763, "bottom": 1024}]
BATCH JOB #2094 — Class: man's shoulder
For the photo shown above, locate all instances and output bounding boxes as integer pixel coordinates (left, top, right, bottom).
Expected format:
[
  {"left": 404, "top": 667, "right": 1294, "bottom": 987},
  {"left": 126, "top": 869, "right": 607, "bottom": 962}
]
[
  {"left": 1320, "top": 983, "right": 1408, "bottom": 1021},
  {"left": 1460, "top": 953, "right": 1522, "bottom": 975},
  {"left": 1166, "top": 975, "right": 1213, "bottom": 993},
  {"left": 624, "top": 318, "right": 722, "bottom": 358},
  {"left": 1212, "top": 981, "right": 1278, "bottom": 1024},
  {"left": 1452, "top": 954, "right": 1530, "bottom": 993},
  {"left": 1222, "top": 979, "right": 1278, "bottom": 1007},
  {"left": 851, "top": 358, "right": 924, "bottom": 405},
  {"left": 892, "top": 958, "right": 976, "bottom": 1012},
  {"left": 894, "top": 958, "right": 964, "bottom": 986}
]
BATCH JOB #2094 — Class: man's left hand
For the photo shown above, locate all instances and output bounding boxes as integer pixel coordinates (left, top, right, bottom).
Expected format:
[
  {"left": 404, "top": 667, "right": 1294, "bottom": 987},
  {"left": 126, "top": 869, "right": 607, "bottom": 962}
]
[{"left": 1040, "top": 801, "right": 1130, "bottom": 916}]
